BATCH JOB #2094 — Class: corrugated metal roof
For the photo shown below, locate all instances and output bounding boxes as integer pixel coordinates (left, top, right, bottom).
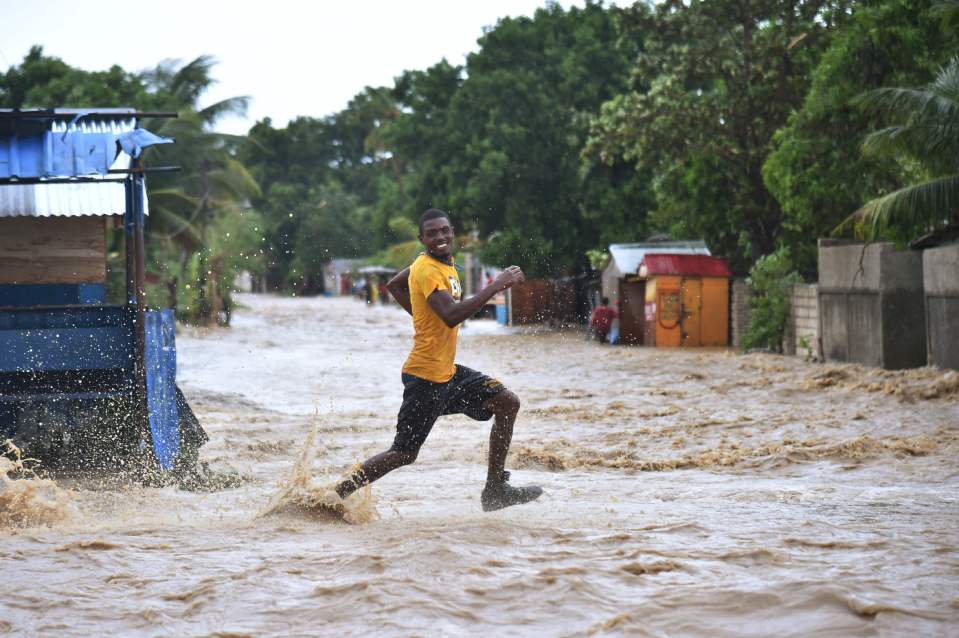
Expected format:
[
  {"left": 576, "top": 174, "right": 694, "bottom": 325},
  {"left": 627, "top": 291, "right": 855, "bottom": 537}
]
[
  {"left": 641, "top": 254, "right": 733, "bottom": 278},
  {"left": 608, "top": 241, "right": 710, "bottom": 275},
  {"left": 0, "top": 181, "right": 136, "bottom": 217},
  {"left": 0, "top": 109, "right": 149, "bottom": 218}
]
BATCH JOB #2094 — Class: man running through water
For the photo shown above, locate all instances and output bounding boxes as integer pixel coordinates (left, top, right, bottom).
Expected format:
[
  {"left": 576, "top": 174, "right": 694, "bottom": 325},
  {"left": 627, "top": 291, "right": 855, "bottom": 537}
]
[{"left": 335, "top": 208, "right": 543, "bottom": 512}]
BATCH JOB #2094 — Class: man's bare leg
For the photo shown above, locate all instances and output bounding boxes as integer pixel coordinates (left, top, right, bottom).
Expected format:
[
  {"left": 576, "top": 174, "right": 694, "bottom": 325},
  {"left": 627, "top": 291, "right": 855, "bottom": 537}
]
[
  {"left": 335, "top": 449, "right": 416, "bottom": 498},
  {"left": 484, "top": 389, "right": 519, "bottom": 483},
  {"left": 481, "top": 389, "right": 543, "bottom": 511}
]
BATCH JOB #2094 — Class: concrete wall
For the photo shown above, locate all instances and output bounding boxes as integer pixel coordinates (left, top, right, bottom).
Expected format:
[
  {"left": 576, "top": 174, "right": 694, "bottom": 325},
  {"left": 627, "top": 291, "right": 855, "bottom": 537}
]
[
  {"left": 731, "top": 278, "right": 752, "bottom": 348},
  {"left": 783, "top": 284, "right": 819, "bottom": 358},
  {"left": 923, "top": 243, "right": 959, "bottom": 369},
  {"left": 817, "top": 240, "right": 926, "bottom": 369}
]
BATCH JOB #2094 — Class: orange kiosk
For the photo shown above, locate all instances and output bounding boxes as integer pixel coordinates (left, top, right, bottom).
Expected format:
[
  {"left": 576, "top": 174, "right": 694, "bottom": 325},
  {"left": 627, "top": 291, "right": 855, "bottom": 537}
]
[{"left": 638, "top": 254, "right": 732, "bottom": 347}]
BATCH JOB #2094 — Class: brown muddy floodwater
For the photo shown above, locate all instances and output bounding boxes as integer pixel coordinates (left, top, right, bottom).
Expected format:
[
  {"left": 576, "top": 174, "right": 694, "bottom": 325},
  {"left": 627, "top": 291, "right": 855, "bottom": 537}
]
[{"left": 2, "top": 294, "right": 958, "bottom": 637}]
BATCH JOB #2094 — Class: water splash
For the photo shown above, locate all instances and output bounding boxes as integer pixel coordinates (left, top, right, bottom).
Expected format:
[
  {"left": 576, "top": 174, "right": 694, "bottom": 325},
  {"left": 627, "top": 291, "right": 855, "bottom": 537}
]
[
  {"left": 258, "top": 417, "right": 377, "bottom": 525},
  {"left": 0, "top": 440, "right": 75, "bottom": 528}
]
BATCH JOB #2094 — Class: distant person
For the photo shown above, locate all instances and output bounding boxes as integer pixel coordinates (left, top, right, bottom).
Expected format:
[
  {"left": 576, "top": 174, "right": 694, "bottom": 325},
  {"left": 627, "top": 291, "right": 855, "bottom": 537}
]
[
  {"left": 378, "top": 280, "right": 390, "bottom": 305},
  {"left": 589, "top": 297, "right": 617, "bottom": 344},
  {"left": 334, "top": 208, "right": 542, "bottom": 512}
]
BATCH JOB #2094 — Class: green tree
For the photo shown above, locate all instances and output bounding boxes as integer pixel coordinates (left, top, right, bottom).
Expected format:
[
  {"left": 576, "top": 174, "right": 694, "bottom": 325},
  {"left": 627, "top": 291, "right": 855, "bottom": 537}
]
[
  {"left": 241, "top": 3, "right": 651, "bottom": 285},
  {"left": 590, "top": 0, "right": 845, "bottom": 273},
  {"left": 763, "top": 0, "right": 956, "bottom": 272},
  {"left": 435, "top": 1, "right": 647, "bottom": 275},
  {"left": 289, "top": 184, "right": 365, "bottom": 293},
  {"left": 240, "top": 83, "right": 407, "bottom": 292},
  {"left": 837, "top": 57, "right": 959, "bottom": 239},
  {"left": 242, "top": 117, "right": 339, "bottom": 289},
  {"left": 386, "top": 60, "right": 463, "bottom": 209},
  {"left": 0, "top": 45, "right": 157, "bottom": 108},
  {"left": 743, "top": 247, "right": 801, "bottom": 352},
  {"left": 138, "top": 56, "right": 262, "bottom": 324}
]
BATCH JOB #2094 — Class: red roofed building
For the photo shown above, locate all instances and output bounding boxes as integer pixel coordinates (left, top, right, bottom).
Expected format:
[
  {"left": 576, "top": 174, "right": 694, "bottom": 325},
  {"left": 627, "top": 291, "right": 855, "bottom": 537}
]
[
  {"left": 639, "top": 254, "right": 734, "bottom": 279},
  {"left": 636, "top": 254, "right": 732, "bottom": 347}
]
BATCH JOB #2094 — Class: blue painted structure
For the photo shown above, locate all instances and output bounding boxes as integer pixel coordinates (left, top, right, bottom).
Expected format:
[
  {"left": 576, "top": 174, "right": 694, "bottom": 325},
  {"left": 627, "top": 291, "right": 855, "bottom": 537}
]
[
  {"left": 0, "top": 108, "right": 135, "bottom": 179},
  {"left": 0, "top": 284, "right": 106, "bottom": 306},
  {"left": 0, "top": 305, "right": 133, "bottom": 372},
  {"left": 0, "top": 109, "right": 199, "bottom": 471},
  {"left": 144, "top": 309, "right": 179, "bottom": 469}
]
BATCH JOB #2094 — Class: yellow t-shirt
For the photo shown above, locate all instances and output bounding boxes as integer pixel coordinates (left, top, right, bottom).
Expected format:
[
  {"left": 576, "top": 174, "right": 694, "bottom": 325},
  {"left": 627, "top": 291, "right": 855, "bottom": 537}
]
[{"left": 402, "top": 254, "right": 462, "bottom": 382}]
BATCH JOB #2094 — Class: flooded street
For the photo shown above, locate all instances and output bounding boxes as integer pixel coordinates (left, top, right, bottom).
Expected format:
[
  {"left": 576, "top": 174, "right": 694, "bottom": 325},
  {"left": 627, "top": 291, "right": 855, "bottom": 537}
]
[{"left": 2, "top": 293, "right": 958, "bottom": 637}]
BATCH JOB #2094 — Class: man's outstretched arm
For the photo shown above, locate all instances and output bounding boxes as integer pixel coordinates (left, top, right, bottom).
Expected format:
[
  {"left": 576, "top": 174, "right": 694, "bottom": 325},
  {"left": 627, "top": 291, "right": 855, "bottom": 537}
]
[
  {"left": 387, "top": 267, "right": 412, "bottom": 315},
  {"left": 428, "top": 266, "right": 524, "bottom": 328}
]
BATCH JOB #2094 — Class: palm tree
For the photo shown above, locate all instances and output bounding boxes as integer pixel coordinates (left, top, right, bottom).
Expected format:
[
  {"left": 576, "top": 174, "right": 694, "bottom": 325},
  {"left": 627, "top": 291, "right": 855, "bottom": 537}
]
[
  {"left": 142, "top": 56, "right": 257, "bottom": 243},
  {"left": 139, "top": 56, "right": 262, "bottom": 324},
  {"left": 836, "top": 57, "right": 959, "bottom": 240},
  {"left": 933, "top": 1, "right": 959, "bottom": 27}
]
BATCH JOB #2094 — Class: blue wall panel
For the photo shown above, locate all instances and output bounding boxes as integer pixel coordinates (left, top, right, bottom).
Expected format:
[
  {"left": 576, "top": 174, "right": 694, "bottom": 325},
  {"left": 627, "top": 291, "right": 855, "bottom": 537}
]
[
  {"left": 0, "top": 305, "right": 127, "bottom": 330},
  {"left": 144, "top": 309, "right": 179, "bottom": 470},
  {"left": 0, "top": 284, "right": 105, "bottom": 306},
  {"left": 0, "top": 305, "right": 132, "bottom": 372},
  {"left": 0, "top": 327, "right": 132, "bottom": 372}
]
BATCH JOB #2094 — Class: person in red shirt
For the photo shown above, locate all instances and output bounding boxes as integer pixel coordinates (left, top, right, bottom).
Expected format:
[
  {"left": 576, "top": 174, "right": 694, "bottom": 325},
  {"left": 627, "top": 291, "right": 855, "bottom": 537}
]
[{"left": 589, "top": 297, "right": 617, "bottom": 343}]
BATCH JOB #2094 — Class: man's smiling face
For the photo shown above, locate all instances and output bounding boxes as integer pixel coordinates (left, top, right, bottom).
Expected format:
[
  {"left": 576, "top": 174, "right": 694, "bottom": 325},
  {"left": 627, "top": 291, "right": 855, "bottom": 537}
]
[{"left": 421, "top": 216, "right": 454, "bottom": 260}]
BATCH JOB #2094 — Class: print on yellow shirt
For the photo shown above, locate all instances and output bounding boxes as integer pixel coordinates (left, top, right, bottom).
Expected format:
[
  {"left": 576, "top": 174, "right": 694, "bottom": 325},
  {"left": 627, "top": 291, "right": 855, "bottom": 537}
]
[{"left": 402, "top": 254, "right": 461, "bottom": 383}]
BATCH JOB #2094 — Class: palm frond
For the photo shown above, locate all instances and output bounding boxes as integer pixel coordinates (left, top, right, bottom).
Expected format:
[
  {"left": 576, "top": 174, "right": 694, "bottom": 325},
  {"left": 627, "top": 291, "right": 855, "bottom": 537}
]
[
  {"left": 146, "top": 187, "right": 201, "bottom": 210},
  {"left": 932, "top": 1, "right": 959, "bottom": 25},
  {"left": 148, "top": 204, "right": 203, "bottom": 244},
  {"left": 208, "top": 131, "right": 252, "bottom": 147},
  {"left": 855, "top": 58, "right": 959, "bottom": 170},
  {"left": 862, "top": 123, "right": 959, "bottom": 163},
  {"left": 206, "top": 162, "right": 260, "bottom": 201},
  {"left": 222, "top": 156, "right": 261, "bottom": 197},
  {"left": 834, "top": 174, "right": 959, "bottom": 239},
  {"left": 198, "top": 97, "right": 250, "bottom": 126},
  {"left": 854, "top": 58, "right": 959, "bottom": 119},
  {"left": 170, "top": 55, "right": 218, "bottom": 107}
]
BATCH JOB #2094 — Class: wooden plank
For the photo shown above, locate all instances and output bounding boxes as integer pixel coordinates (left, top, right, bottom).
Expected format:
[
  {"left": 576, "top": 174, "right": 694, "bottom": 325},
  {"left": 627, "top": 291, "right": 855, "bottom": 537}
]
[{"left": 0, "top": 217, "right": 105, "bottom": 283}]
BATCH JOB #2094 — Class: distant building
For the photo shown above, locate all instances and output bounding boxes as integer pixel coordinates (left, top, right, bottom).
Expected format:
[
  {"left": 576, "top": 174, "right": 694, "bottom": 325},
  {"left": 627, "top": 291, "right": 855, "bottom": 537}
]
[
  {"left": 323, "top": 258, "right": 360, "bottom": 296},
  {"left": 600, "top": 241, "right": 711, "bottom": 306},
  {"left": 636, "top": 254, "right": 732, "bottom": 347}
]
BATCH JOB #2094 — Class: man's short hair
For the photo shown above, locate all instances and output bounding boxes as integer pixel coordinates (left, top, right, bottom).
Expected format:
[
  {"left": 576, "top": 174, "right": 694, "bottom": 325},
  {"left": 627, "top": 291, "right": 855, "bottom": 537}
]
[
  {"left": 601, "top": 297, "right": 610, "bottom": 306},
  {"left": 419, "top": 208, "right": 451, "bottom": 235}
]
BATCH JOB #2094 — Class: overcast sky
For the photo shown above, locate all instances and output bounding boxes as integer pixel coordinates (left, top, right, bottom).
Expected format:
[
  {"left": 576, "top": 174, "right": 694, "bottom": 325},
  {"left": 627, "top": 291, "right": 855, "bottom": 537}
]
[{"left": 2, "top": 0, "right": 585, "bottom": 134}]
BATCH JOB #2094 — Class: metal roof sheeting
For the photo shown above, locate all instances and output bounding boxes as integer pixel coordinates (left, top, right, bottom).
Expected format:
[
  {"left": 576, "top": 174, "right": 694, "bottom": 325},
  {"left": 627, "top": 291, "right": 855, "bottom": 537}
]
[
  {"left": 607, "top": 241, "right": 711, "bottom": 276},
  {"left": 641, "top": 254, "right": 733, "bottom": 278},
  {"left": 0, "top": 181, "right": 124, "bottom": 217},
  {"left": 0, "top": 110, "right": 151, "bottom": 218}
]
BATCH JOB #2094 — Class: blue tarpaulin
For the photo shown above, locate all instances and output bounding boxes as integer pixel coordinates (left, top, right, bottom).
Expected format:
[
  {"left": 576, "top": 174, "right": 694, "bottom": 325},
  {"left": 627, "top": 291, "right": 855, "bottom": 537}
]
[
  {"left": 0, "top": 109, "right": 136, "bottom": 179},
  {"left": 117, "top": 129, "right": 173, "bottom": 159}
]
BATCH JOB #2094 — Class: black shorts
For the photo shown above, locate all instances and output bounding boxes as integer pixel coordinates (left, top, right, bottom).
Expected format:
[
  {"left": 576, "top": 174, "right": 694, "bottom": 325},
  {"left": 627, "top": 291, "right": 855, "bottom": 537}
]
[{"left": 391, "top": 365, "right": 505, "bottom": 455}]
